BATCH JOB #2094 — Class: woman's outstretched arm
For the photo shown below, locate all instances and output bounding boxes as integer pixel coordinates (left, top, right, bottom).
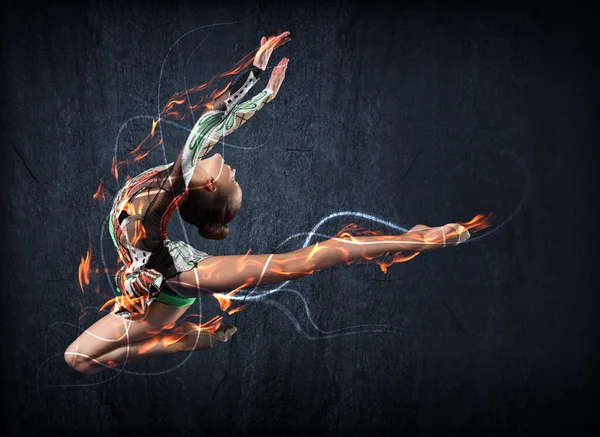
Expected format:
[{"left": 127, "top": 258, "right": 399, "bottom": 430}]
[
  {"left": 167, "top": 223, "right": 470, "bottom": 295},
  {"left": 170, "top": 32, "right": 290, "bottom": 190}
]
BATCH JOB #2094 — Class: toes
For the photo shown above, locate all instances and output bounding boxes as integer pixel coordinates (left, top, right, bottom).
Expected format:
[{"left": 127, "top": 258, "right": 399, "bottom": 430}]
[
  {"left": 445, "top": 224, "right": 471, "bottom": 245},
  {"left": 215, "top": 325, "right": 237, "bottom": 342},
  {"left": 458, "top": 227, "right": 471, "bottom": 243},
  {"left": 179, "top": 324, "right": 237, "bottom": 350}
]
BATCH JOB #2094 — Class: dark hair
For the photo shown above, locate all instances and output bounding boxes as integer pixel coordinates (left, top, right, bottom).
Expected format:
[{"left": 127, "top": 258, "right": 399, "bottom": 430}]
[{"left": 178, "top": 187, "right": 241, "bottom": 240}]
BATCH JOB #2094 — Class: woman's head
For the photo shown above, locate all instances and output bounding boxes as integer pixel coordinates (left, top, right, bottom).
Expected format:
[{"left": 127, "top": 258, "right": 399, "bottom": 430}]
[{"left": 178, "top": 153, "right": 243, "bottom": 240}]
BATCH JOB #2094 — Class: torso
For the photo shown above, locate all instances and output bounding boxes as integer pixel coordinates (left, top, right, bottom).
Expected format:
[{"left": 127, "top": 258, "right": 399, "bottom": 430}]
[{"left": 109, "top": 163, "right": 188, "bottom": 275}]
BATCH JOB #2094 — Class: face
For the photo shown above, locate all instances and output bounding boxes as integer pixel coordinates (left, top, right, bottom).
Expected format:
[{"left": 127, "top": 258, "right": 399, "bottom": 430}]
[{"left": 199, "top": 152, "right": 243, "bottom": 202}]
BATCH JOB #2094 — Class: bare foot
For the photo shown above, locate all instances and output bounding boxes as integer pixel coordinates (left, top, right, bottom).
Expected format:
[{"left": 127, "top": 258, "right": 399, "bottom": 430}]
[
  {"left": 440, "top": 223, "right": 470, "bottom": 246},
  {"left": 177, "top": 322, "right": 237, "bottom": 351},
  {"left": 405, "top": 223, "right": 470, "bottom": 250}
]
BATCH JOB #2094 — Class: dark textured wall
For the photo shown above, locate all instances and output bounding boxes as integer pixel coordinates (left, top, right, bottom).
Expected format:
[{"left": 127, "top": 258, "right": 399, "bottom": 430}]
[{"left": 1, "top": 1, "right": 598, "bottom": 436}]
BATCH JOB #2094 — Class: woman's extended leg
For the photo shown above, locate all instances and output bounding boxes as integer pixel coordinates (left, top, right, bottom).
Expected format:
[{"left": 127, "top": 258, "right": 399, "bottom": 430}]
[
  {"left": 64, "top": 301, "right": 235, "bottom": 374},
  {"left": 166, "top": 223, "right": 472, "bottom": 296}
]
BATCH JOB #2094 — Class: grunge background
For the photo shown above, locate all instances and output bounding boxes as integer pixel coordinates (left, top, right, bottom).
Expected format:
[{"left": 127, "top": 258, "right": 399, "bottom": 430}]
[{"left": 1, "top": 1, "right": 597, "bottom": 435}]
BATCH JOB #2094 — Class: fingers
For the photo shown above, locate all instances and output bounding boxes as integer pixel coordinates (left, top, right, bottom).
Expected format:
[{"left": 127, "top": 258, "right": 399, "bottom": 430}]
[
  {"left": 267, "top": 58, "right": 289, "bottom": 95},
  {"left": 256, "top": 32, "right": 290, "bottom": 71},
  {"left": 275, "top": 36, "right": 291, "bottom": 48},
  {"left": 274, "top": 57, "right": 289, "bottom": 70},
  {"left": 268, "top": 58, "right": 289, "bottom": 89},
  {"left": 255, "top": 32, "right": 290, "bottom": 70},
  {"left": 273, "top": 31, "right": 291, "bottom": 44},
  {"left": 265, "top": 31, "right": 291, "bottom": 50}
]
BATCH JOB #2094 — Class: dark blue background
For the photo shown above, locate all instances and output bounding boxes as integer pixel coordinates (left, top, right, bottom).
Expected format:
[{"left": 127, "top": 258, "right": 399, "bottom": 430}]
[{"left": 1, "top": 1, "right": 597, "bottom": 435}]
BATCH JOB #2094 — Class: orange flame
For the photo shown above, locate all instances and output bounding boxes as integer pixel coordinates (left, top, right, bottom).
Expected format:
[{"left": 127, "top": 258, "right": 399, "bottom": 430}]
[
  {"left": 162, "top": 316, "right": 223, "bottom": 347},
  {"left": 376, "top": 252, "right": 421, "bottom": 274},
  {"left": 460, "top": 213, "right": 493, "bottom": 233},
  {"left": 79, "top": 303, "right": 87, "bottom": 323},
  {"left": 138, "top": 336, "right": 160, "bottom": 355},
  {"left": 160, "top": 45, "right": 256, "bottom": 121},
  {"left": 227, "top": 305, "right": 244, "bottom": 315},
  {"left": 213, "top": 293, "right": 232, "bottom": 312},
  {"left": 131, "top": 139, "right": 163, "bottom": 162},
  {"left": 199, "top": 315, "right": 223, "bottom": 334},
  {"left": 306, "top": 242, "right": 322, "bottom": 261},
  {"left": 150, "top": 119, "right": 159, "bottom": 136},
  {"left": 205, "top": 83, "right": 231, "bottom": 110},
  {"left": 111, "top": 157, "right": 118, "bottom": 179},
  {"left": 127, "top": 132, "right": 152, "bottom": 157},
  {"left": 100, "top": 294, "right": 148, "bottom": 316},
  {"left": 92, "top": 181, "right": 105, "bottom": 201},
  {"left": 78, "top": 230, "right": 92, "bottom": 293},
  {"left": 145, "top": 319, "right": 180, "bottom": 337},
  {"left": 212, "top": 278, "right": 253, "bottom": 311},
  {"left": 130, "top": 221, "right": 147, "bottom": 246},
  {"left": 332, "top": 214, "right": 492, "bottom": 273},
  {"left": 160, "top": 334, "right": 185, "bottom": 348},
  {"left": 111, "top": 156, "right": 128, "bottom": 180},
  {"left": 158, "top": 315, "right": 226, "bottom": 348},
  {"left": 107, "top": 43, "right": 260, "bottom": 179}
]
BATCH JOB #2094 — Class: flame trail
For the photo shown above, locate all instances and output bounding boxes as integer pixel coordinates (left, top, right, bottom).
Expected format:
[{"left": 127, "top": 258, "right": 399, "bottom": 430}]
[
  {"left": 92, "top": 181, "right": 105, "bottom": 201},
  {"left": 109, "top": 41, "right": 264, "bottom": 180},
  {"left": 78, "top": 230, "right": 92, "bottom": 293}
]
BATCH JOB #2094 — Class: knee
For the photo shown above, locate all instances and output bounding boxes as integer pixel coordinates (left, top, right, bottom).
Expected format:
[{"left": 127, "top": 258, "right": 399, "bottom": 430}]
[{"left": 64, "top": 346, "right": 96, "bottom": 374}]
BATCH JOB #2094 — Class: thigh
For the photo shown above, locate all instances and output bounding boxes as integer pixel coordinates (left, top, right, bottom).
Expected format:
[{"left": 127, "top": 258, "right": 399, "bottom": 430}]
[
  {"left": 66, "top": 301, "right": 190, "bottom": 359},
  {"left": 167, "top": 254, "right": 283, "bottom": 296}
]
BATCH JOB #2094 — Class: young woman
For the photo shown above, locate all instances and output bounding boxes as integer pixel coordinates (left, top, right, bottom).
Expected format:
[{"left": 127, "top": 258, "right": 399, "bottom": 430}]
[{"left": 64, "top": 31, "right": 476, "bottom": 374}]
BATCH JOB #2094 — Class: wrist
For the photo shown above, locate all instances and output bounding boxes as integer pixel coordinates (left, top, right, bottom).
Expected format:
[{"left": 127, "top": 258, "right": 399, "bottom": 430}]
[{"left": 252, "top": 60, "right": 267, "bottom": 71}]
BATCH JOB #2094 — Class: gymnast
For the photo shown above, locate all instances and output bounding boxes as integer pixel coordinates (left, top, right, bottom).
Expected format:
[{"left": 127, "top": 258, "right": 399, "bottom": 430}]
[{"left": 65, "top": 31, "right": 477, "bottom": 374}]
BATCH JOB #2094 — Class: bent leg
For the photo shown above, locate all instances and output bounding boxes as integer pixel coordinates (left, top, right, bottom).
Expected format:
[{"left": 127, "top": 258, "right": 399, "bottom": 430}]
[
  {"left": 83, "top": 322, "right": 237, "bottom": 374},
  {"left": 64, "top": 301, "right": 190, "bottom": 374}
]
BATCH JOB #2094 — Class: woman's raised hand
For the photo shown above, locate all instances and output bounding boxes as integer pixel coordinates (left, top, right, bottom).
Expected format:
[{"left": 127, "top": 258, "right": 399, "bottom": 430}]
[
  {"left": 253, "top": 31, "right": 291, "bottom": 70},
  {"left": 266, "top": 58, "right": 289, "bottom": 98}
]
